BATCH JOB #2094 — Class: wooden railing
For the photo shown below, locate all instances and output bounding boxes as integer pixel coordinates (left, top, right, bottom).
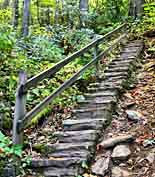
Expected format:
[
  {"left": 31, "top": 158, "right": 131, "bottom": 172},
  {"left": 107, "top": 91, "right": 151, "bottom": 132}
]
[{"left": 13, "top": 23, "right": 128, "bottom": 145}]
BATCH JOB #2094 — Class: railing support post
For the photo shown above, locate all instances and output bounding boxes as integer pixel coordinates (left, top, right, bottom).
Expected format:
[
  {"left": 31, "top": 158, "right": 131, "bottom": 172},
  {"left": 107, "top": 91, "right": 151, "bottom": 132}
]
[
  {"left": 13, "top": 71, "right": 27, "bottom": 145},
  {"left": 94, "top": 43, "right": 99, "bottom": 79}
]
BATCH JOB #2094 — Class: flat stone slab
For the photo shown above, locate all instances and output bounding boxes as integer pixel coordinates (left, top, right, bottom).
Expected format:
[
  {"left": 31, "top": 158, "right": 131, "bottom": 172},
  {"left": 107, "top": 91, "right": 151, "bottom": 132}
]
[
  {"left": 112, "top": 145, "right": 131, "bottom": 161},
  {"left": 31, "top": 157, "right": 85, "bottom": 168},
  {"left": 85, "top": 90, "right": 118, "bottom": 97},
  {"left": 50, "top": 149, "right": 91, "bottom": 159},
  {"left": 106, "top": 66, "right": 129, "bottom": 72},
  {"left": 104, "top": 71, "right": 128, "bottom": 78},
  {"left": 54, "top": 130, "right": 98, "bottom": 143},
  {"left": 48, "top": 142, "right": 94, "bottom": 153},
  {"left": 63, "top": 118, "right": 107, "bottom": 131},
  {"left": 73, "top": 107, "right": 111, "bottom": 119},
  {"left": 43, "top": 165, "right": 83, "bottom": 177},
  {"left": 43, "top": 167, "right": 79, "bottom": 177},
  {"left": 88, "top": 87, "right": 118, "bottom": 94}
]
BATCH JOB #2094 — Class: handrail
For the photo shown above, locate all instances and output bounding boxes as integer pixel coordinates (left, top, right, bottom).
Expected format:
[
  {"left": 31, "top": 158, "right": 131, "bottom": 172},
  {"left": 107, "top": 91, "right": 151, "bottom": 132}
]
[
  {"left": 18, "top": 33, "right": 127, "bottom": 132},
  {"left": 13, "top": 23, "right": 128, "bottom": 145},
  {"left": 21, "top": 23, "right": 127, "bottom": 93}
]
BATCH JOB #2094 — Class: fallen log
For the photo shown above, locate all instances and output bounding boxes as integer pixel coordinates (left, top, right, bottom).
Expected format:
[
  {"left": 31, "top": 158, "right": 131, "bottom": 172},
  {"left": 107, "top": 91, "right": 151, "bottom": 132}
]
[{"left": 98, "top": 134, "right": 135, "bottom": 149}]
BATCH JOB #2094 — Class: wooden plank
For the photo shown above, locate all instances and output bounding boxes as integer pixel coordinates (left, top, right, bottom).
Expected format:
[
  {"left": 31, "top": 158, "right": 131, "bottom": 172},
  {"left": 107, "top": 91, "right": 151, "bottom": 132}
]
[
  {"left": 22, "top": 23, "right": 127, "bottom": 92},
  {"left": 18, "top": 33, "right": 127, "bottom": 132}
]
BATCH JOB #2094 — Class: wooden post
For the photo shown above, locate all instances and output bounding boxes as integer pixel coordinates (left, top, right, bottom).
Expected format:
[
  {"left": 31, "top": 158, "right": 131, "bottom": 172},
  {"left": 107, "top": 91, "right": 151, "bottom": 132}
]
[
  {"left": 93, "top": 35, "right": 99, "bottom": 78},
  {"left": 13, "top": 71, "right": 27, "bottom": 145}
]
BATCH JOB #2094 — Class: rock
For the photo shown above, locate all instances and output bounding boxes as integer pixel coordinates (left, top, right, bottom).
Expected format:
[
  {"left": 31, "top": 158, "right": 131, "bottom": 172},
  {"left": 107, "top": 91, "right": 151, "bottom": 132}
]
[
  {"left": 126, "top": 110, "right": 142, "bottom": 122},
  {"left": 43, "top": 167, "right": 79, "bottom": 177},
  {"left": 112, "top": 145, "right": 131, "bottom": 161},
  {"left": 146, "top": 152, "right": 155, "bottom": 164},
  {"left": 98, "top": 135, "right": 134, "bottom": 149},
  {"left": 112, "top": 167, "right": 131, "bottom": 177},
  {"left": 91, "top": 151, "right": 111, "bottom": 176}
]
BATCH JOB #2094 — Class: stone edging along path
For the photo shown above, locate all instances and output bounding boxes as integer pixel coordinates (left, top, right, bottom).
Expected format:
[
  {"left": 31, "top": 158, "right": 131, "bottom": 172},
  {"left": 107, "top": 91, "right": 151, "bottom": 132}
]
[{"left": 30, "top": 40, "right": 144, "bottom": 177}]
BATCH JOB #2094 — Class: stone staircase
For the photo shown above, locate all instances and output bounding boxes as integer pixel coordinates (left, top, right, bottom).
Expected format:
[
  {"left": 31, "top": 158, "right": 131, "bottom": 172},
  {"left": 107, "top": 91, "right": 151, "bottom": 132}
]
[{"left": 30, "top": 40, "right": 143, "bottom": 177}]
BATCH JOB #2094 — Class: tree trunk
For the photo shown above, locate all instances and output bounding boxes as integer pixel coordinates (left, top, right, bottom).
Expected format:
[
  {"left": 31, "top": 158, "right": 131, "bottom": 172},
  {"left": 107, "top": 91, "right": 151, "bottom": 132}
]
[
  {"left": 129, "top": 0, "right": 144, "bottom": 19},
  {"left": 36, "top": 0, "right": 41, "bottom": 26},
  {"left": 22, "top": 0, "right": 30, "bottom": 36},
  {"left": 13, "top": 0, "right": 19, "bottom": 28},
  {"left": 54, "top": 0, "right": 59, "bottom": 24},
  {"left": 79, "top": 0, "right": 89, "bottom": 27}
]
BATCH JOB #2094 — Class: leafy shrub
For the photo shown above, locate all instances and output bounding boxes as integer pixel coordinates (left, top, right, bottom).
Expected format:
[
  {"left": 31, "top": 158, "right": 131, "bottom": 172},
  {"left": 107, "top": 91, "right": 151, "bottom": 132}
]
[{"left": 0, "top": 8, "right": 12, "bottom": 24}]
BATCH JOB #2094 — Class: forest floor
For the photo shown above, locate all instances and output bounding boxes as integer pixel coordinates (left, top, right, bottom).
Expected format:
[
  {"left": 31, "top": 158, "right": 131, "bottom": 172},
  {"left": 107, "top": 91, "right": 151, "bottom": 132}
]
[{"left": 84, "top": 35, "right": 155, "bottom": 177}]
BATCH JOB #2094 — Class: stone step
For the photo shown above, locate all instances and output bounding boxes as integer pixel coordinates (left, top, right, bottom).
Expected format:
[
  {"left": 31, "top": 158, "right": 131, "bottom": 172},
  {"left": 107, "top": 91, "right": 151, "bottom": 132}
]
[
  {"left": 63, "top": 118, "right": 107, "bottom": 131},
  {"left": 87, "top": 87, "right": 118, "bottom": 94},
  {"left": 47, "top": 142, "right": 95, "bottom": 154},
  {"left": 53, "top": 130, "right": 98, "bottom": 143},
  {"left": 89, "top": 82, "right": 100, "bottom": 88},
  {"left": 43, "top": 167, "right": 79, "bottom": 177},
  {"left": 84, "top": 91, "right": 117, "bottom": 98},
  {"left": 49, "top": 149, "right": 91, "bottom": 159},
  {"left": 77, "top": 97, "right": 116, "bottom": 105},
  {"left": 100, "top": 81, "right": 123, "bottom": 89},
  {"left": 108, "top": 62, "right": 131, "bottom": 68},
  {"left": 103, "top": 75, "right": 126, "bottom": 81},
  {"left": 112, "top": 57, "right": 134, "bottom": 62},
  {"left": 105, "top": 66, "right": 129, "bottom": 73},
  {"left": 73, "top": 106, "right": 112, "bottom": 119},
  {"left": 120, "top": 52, "right": 138, "bottom": 59},
  {"left": 104, "top": 71, "right": 128, "bottom": 78},
  {"left": 31, "top": 157, "right": 84, "bottom": 168}
]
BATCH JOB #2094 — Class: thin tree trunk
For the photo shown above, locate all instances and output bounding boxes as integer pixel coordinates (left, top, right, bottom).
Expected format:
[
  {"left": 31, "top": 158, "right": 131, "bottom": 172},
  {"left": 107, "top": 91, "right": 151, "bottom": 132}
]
[
  {"left": 13, "top": 0, "right": 19, "bottom": 28},
  {"left": 54, "top": 0, "right": 59, "bottom": 24},
  {"left": 22, "top": 0, "right": 30, "bottom": 36},
  {"left": 79, "top": 0, "right": 89, "bottom": 27},
  {"left": 36, "top": 0, "right": 41, "bottom": 26}
]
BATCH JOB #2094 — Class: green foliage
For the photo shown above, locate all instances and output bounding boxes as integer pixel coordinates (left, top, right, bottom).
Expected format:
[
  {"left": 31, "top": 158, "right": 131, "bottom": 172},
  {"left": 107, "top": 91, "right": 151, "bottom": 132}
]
[
  {"left": 0, "top": 8, "right": 12, "bottom": 24},
  {"left": 0, "top": 131, "right": 22, "bottom": 174}
]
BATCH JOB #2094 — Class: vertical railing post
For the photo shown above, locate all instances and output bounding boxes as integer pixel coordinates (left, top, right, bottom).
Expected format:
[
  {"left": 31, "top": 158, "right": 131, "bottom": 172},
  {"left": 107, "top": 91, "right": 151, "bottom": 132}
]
[
  {"left": 94, "top": 42, "right": 99, "bottom": 79},
  {"left": 13, "top": 71, "right": 27, "bottom": 145}
]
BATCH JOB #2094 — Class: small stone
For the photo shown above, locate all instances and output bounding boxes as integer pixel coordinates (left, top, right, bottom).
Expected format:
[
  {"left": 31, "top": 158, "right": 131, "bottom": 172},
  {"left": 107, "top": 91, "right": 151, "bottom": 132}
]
[
  {"left": 146, "top": 152, "right": 155, "bottom": 164},
  {"left": 126, "top": 110, "right": 142, "bottom": 122},
  {"left": 112, "top": 167, "right": 131, "bottom": 177},
  {"left": 112, "top": 145, "right": 131, "bottom": 161}
]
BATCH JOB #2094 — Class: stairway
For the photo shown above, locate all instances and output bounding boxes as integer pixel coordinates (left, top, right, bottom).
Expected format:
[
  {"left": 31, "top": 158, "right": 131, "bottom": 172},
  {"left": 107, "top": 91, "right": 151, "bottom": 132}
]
[{"left": 30, "top": 40, "right": 143, "bottom": 177}]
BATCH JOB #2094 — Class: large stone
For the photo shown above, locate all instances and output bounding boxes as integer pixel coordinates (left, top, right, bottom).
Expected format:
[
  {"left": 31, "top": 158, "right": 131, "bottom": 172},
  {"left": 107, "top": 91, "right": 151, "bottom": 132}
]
[
  {"left": 112, "top": 145, "right": 131, "bottom": 161},
  {"left": 112, "top": 167, "right": 131, "bottom": 177},
  {"left": 99, "top": 135, "right": 134, "bottom": 149},
  {"left": 91, "top": 151, "right": 111, "bottom": 176},
  {"left": 126, "top": 110, "right": 142, "bottom": 122}
]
